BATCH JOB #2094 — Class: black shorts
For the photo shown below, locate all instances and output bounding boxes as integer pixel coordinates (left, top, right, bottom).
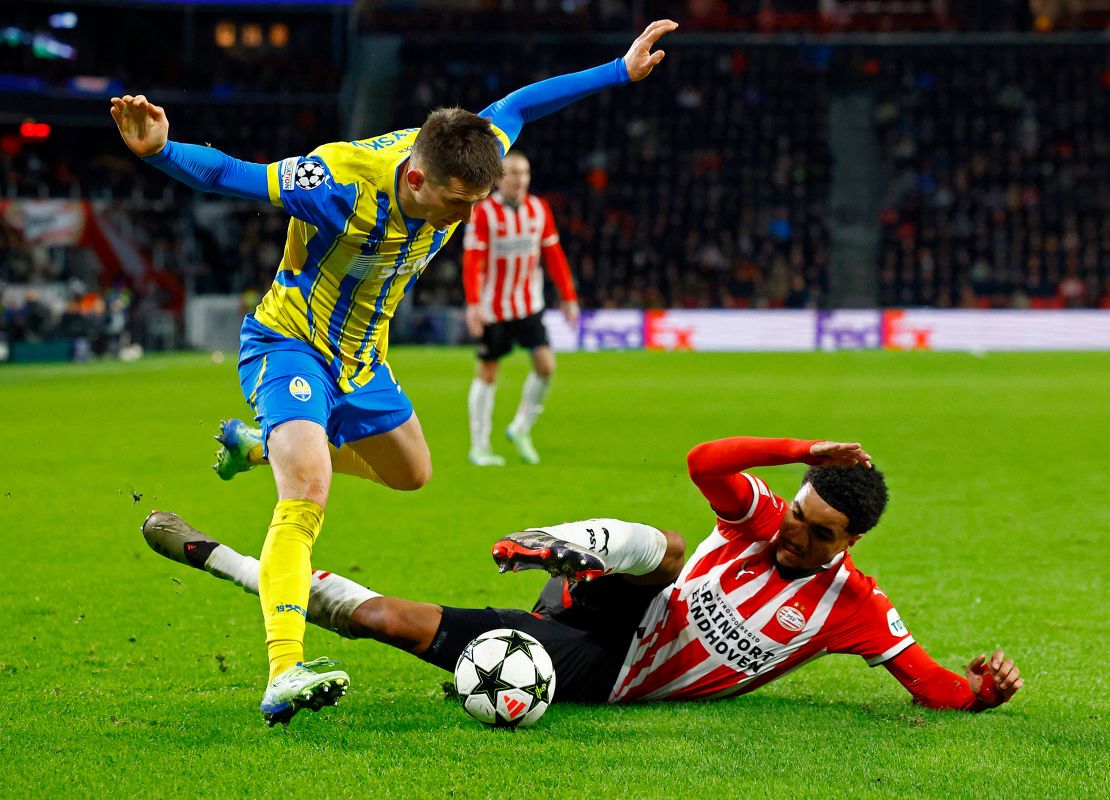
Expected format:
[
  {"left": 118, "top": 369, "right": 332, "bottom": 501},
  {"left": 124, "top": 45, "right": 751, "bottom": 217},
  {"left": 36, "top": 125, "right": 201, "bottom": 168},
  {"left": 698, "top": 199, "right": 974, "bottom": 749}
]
[
  {"left": 421, "top": 577, "right": 666, "bottom": 703},
  {"left": 476, "top": 312, "right": 549, "bottom": 362}
]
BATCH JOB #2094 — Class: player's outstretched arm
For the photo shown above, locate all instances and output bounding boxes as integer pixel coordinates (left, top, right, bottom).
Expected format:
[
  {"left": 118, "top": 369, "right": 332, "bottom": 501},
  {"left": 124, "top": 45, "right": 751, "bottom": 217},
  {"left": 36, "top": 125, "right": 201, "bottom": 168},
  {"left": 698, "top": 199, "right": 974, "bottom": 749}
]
[
  {"left": 110, "top": 94, "right": 269, "bottom": 202},
  {"left": 884, "top": 643, "right": 1023, "bottom": 712},
  {"left": 478, "top": 19, "right": 678, "bottom": 146}
]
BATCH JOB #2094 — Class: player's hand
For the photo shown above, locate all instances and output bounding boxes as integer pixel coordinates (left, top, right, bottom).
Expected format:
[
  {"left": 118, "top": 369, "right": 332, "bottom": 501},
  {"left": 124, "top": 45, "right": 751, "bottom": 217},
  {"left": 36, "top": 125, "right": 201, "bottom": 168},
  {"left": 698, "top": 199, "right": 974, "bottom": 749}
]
[
  {"left": 561, "top": 300, "right": 580, "bottom": 326},
  {"left": 967, "top": 650, "right": 1023, "bottom": 707},
  {"left": 809, "top": 441, "right": 872, "bottom": 468},
  {"left": 110, "top": 94, "right": 169, "bottom": 158},
  {"left": 623, "top": 20, "right": 678, "bottom": 82},
  {"left": 465, "top": 304, "right": 485, "bottom": 339}
]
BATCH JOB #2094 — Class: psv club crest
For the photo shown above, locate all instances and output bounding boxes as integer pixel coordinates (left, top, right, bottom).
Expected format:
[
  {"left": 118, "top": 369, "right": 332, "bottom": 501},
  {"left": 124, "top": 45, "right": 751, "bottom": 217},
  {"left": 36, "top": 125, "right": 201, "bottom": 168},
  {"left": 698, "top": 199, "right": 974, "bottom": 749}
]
[{"left": 775, "top": 604, "right": 806, "bottom": 633}]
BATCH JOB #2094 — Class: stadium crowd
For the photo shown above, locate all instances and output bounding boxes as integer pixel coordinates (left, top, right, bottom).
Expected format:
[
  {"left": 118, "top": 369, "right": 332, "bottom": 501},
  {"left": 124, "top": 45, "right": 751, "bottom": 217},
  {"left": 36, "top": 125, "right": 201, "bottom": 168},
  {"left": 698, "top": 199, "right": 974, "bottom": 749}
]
[
  {"left": 393, "top": 40, "right": 832, "bottom": 310},
  {"left": 3, "top": 0, "right": 1109, "bottom": 358},
  {"left": 356, "top": 0, "right": 1108, "bottom": 34},
  {"left": 394, "top": 37, "right": 1109, "bottom": 310},
  {"left": 874, "top": 44, "right": 1110, "bottom": 309},
  {"left": 1, "top": 3, "right": 342, "bottom": 352}
]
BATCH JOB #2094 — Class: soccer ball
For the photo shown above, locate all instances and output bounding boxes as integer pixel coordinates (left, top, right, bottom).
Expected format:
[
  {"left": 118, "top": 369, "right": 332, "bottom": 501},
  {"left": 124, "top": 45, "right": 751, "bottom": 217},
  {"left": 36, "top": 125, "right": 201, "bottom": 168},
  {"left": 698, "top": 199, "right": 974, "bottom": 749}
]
[{"left": 453, "top": 628, "right": 555, "bottom": 728}]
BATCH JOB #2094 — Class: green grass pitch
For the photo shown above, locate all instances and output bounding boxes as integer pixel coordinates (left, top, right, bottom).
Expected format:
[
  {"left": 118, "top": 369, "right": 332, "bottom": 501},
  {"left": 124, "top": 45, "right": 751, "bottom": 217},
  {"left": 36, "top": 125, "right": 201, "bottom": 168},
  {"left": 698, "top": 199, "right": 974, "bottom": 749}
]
[{"left": 1, "top": 348, "right": 1107, "bottom": 798}]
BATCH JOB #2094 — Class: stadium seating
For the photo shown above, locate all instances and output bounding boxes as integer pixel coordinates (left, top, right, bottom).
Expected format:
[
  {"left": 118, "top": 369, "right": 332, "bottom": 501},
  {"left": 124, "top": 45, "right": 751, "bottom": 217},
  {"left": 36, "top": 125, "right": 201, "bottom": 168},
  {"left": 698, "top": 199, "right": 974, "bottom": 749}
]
[
  {"left": 391, "top": 40, "right": 832, "bottom": 310},
  {"left": 873, "top": 43, "right": 1110, "bottom": 308},
  {"left": 3, "top": 7, "right": 1109, "bottom": 357}
]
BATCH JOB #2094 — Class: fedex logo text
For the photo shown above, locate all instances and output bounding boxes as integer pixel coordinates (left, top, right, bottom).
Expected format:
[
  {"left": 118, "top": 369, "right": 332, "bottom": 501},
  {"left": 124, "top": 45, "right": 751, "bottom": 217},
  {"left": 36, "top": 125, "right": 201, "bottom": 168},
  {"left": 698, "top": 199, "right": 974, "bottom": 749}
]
[
  {"left": 644, "top": 310, "right": 695, "bottom": 351},
  {"left": 881, "top": 310, "right": 934, "bottom": 350}
]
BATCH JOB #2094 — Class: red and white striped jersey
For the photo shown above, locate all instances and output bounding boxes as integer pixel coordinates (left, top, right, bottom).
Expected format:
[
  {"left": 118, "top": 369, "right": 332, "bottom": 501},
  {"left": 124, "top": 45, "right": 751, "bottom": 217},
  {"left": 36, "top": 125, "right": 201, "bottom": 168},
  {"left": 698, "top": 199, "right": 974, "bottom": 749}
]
[
  {"left": 610, "top": 473, "right": 915, "bottom": 703},
  {"left": 462, "top": 192, "right": 576, "bottom": 323}
]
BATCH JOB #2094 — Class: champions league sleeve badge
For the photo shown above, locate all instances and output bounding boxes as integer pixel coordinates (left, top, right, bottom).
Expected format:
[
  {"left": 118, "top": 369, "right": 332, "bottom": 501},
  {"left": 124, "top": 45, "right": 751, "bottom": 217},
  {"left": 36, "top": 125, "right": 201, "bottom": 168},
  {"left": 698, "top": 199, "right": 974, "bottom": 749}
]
[{"left": 295, "top": 160, "right": 327, "bottom": 190}]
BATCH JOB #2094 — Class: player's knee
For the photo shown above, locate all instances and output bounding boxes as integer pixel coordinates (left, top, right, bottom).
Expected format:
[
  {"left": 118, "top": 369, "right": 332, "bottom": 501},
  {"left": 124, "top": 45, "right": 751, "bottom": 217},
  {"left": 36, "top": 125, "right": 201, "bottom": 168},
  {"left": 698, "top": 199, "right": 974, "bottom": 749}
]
[
  {"left": 533, "top": 352, "right": 555, "bottom": 378},
  {"left": 354, "top": 597, "right": 434, "bottom": 653},
  {"left": 399, "top": 470, "right": 431, "bottom": 491},
  {"left": 282, "top": 476, "right": 330, "bottom": 507},
  {"left": 477, "top": 362, "right": 498, "bottom": 383},
  {"left": 354, "top": 598, "right": 415, "bottom": 648},
  {"left": 387, "top": 462, "right": 432, "bottom": 491}
]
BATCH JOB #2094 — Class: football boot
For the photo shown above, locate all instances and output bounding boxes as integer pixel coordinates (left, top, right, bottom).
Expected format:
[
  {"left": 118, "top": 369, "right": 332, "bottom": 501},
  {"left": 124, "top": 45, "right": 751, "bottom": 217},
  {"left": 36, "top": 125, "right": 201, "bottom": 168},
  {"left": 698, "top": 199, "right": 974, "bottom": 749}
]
[
  {"left": 213, "top": 418, "right": 263, "bottom": 481},
  {"left": 491, "top": 531, "right": 606, "bottom": 582}
]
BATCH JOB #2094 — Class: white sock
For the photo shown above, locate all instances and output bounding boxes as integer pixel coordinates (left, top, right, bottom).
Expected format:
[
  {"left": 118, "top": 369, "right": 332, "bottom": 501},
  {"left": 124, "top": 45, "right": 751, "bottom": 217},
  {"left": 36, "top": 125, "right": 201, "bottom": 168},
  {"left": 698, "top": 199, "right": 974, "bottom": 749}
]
[
  {"left": 510, "top": 371, "right": 549, "bottom": 435},
  {"left": 308, "top": 568, "right": 381, "bottom": 639},
  {"left": 203, "top": 546, "right": 378, "bottom": 639},
  {"left": 530, "top": 519, "right": 667, "bottom": 576},
  {"left": 468, "top": 377, "right": 496, "bottom": 451},
  {"left": 206, "top": 545, "right": 260, "bottom": 593}
]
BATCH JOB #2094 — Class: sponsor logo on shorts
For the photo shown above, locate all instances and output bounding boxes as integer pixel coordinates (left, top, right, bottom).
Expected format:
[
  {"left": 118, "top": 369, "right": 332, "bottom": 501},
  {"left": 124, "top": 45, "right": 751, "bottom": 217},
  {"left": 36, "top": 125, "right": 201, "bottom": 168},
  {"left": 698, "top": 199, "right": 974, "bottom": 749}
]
[
  {"left": 280, "top": 157, "right": 299, "bottom": 191},
  {"left": 775, "top": 605, "right": 806, "bottom": 632},
  {"left": 289, "top": 376, "right": 312, "bottom": 401},
  {"left": 887, "top": 607, "right": 907, "bottom": 636}
]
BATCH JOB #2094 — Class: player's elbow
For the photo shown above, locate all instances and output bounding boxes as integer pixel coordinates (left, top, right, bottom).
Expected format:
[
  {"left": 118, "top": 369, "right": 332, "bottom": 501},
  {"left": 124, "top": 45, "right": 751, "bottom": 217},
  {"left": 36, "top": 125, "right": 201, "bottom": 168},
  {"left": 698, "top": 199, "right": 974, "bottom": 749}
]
[{"left": 686, "top": 442, "right": 712, "bottom": 479}]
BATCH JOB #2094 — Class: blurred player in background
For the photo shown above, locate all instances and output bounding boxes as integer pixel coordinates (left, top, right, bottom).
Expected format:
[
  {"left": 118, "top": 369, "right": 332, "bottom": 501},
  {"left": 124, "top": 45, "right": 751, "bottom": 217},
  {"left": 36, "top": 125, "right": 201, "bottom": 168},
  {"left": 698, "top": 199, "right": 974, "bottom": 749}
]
[
  {"left": 463, "top": 151, "right": 579, "bottom": 466},
  {"left": 111, "top": 19, "right": 678, "bottom": 726},
  {"left": 145, "top": 434, "right": 1023, "bottom": 714}
]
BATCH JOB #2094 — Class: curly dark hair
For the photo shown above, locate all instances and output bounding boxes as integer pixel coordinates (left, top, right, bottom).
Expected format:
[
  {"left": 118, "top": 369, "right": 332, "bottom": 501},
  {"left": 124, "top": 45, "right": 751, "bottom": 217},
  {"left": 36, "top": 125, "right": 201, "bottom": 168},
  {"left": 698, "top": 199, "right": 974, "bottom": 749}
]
[
  {"left": 411, "top": 106, "right": 504, "bottom": 189},
  {"left": 801, "top": 465, "right": 889, "bottom": 534}
]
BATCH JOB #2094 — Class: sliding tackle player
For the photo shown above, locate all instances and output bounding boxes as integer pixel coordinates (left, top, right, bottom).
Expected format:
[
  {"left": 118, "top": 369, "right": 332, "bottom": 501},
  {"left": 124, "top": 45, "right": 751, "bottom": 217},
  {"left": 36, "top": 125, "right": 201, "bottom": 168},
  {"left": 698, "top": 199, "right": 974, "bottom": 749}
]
[{"left": 143, "top": 435, "right": 1022, "bottom": 717}]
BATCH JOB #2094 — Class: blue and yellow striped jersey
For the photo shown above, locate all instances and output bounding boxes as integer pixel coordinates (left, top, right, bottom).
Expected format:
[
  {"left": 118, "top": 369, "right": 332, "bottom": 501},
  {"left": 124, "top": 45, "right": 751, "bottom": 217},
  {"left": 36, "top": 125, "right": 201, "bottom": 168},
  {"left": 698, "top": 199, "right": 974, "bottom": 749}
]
[{"left": 254, "top": 125, "right": 511, "bottom": 393}]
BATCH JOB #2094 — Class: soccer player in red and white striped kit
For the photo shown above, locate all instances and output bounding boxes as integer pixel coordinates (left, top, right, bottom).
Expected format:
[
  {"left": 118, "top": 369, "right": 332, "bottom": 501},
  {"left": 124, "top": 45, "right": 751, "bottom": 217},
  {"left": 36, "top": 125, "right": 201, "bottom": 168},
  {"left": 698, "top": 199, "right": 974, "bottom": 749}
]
[
  {"left": 462, "top": 151, "right": 579, "bottom": 466},
  {"left": 146, "top": 434, "right": 1023, "bottom": 712}
]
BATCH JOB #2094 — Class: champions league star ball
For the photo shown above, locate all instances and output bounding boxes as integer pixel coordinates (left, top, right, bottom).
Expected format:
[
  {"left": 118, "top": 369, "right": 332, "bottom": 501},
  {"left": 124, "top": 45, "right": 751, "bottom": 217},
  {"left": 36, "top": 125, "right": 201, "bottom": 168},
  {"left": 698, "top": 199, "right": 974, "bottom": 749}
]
[
  {"left": 453, "top": 628, "right": 555, "bottom": 728},
  {"left": 295, "top": 160, "right": 326, "bottom": 189}
]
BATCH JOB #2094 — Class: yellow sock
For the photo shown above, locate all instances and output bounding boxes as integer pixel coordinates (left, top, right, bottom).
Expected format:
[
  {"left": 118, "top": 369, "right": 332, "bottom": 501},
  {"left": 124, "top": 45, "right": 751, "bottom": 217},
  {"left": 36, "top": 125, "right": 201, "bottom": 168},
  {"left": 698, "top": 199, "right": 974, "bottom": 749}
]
[
  {"left": 329, "top": 444, "right": 385, "bottom": 485},
  {"left": 259, "top": 499, "right": 324, "bottom": 681}
]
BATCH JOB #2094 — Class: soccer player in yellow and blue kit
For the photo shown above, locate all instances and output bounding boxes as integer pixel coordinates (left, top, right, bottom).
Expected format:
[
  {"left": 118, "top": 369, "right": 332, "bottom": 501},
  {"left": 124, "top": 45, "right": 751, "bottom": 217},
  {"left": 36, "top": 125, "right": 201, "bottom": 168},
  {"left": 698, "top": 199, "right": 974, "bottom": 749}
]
[{"left": 111, "top": 19, "right": 678, "bottom": 726}]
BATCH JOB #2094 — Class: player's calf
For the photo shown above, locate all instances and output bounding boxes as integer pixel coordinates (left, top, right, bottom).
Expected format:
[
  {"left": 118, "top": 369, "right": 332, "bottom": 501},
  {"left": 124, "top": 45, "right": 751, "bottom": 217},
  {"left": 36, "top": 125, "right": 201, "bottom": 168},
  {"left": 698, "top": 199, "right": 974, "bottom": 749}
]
[{"left": 141, "top": 511, "right": 379, "bottom": 638}]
